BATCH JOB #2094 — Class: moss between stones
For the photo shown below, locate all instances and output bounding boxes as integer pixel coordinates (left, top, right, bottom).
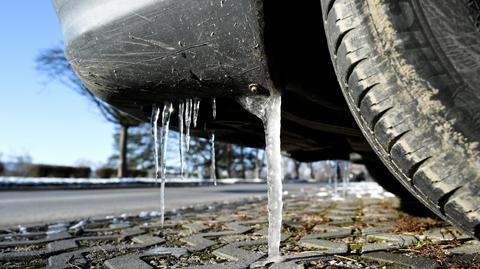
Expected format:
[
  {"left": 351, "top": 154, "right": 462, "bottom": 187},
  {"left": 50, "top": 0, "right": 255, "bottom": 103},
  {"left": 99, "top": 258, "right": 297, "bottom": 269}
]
[{"left": 0, "top": 258, "right": 47, "bottom": 269}]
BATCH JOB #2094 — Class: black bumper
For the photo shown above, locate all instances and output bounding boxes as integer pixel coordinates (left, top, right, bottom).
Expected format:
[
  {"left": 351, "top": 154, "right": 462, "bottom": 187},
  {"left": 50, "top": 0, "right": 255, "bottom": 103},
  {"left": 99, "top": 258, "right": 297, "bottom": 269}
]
[
  {"left": 53, "top": 0, "right": 367, "bottom": 160},
  {"left": 54, "top": 0, "right": 274, "bottom": 118}
]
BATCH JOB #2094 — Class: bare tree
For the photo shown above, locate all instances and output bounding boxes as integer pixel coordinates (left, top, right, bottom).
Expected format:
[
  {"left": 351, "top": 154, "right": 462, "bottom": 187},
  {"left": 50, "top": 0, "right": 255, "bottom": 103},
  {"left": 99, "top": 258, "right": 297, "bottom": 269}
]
[
  {"left": 309, "top": 163, "right": 316, "bottom": 179},
  {"left": 252, "top": 149, "right": 265, "bottom": 179},
  {"left": 36, "top": 47, "right": 141, "bottom": 177},
  {"left": 293, "top": 161, "right": 302, "bottom": 179}
]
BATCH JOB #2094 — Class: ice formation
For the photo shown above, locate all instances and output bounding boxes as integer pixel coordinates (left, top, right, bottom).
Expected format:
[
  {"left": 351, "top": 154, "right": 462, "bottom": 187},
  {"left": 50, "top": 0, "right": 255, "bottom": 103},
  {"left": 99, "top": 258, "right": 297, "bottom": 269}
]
[
  {"left": 238, "top": 93, "right": 283, "bottom": 263},
  {"left": 334, "top": 161, "right": 338, "bottom": 193},
  {"left": 159, "top": 102, "right": 173, "bottom": 226},
  {"left": 178, "top": 101, "right": 185, "bottom": 178},
  {"left": 212, "top": 97, "right": 217, "bottom": 120},
  {"left": 185, "top": 99, "right": 193, "bottom": 151},
  {"left": 341, "top": 160, "right": 350, "bottom": 197},
  {"left": 210, "top": 132, "right": 217, "bottom": 186},
  {"left": 192, "top": 98, "right": 201, "bottom": 127},
  {"left": 151, "top": 106, "right": 161, "bottom": 181}
]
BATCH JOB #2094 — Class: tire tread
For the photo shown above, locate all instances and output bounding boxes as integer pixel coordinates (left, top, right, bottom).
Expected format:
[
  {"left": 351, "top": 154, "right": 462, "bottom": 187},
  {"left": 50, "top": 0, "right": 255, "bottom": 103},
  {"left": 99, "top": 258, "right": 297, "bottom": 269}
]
[{"left": 321, "top": 0, "right": 480, "bottom": 238}]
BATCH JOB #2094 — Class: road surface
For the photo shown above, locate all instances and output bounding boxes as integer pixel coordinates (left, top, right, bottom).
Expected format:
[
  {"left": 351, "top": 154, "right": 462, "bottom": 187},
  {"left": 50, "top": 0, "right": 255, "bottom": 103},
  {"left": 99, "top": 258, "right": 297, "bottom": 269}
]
[{"left": 0, "top": 183, "right": 314, "bottom": 227}]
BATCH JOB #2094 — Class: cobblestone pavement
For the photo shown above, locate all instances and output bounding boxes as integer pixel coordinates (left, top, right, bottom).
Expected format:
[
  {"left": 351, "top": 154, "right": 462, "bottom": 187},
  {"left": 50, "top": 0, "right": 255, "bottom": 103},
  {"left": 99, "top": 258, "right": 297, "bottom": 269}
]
[{"left": 1, "top": 183, "right": 479, "bottom": 269}]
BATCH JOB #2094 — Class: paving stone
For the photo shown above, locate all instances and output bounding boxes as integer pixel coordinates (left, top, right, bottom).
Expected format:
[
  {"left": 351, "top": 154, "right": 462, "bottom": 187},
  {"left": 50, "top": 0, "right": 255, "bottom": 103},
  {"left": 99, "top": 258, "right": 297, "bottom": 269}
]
[
  {"left": 47, "top": 232, "right": 72, "bottom": 241},
  {"left": 131, "top": 234, "right": 165, "bottom": 246},
  {"left": 47, "top": 248, "right": 92, "bottom": 269},
  {"left": 181, "top": 234, "right": 217, "bottom": 251},
  {"left": 308, "top": 225, "right": 352, "bottom": 239},
  {"left": 421, "top": 228, "right": 472, "bottom": 242},
  {"left": 182, "top": 223, "right": 253, "bottom": 251},
  {"left": 2, "top": 187, "right": 480, "bottom": 268},
  {"left": 109, "top": 223, "right": 132, "bottom": 229},
  {"left": 120, "top": 227, "right": 145, "bottom": 238},
  {"left": 297, "top": 238, "right": 348, "bottom": 254},
  {"left": 362, "top": 214, "right": 398, "bottom": 222},
  {"left": 144, "top": 246, "right": 189, "bottom": 257},
  {"left": 105, "top": 254, "right": 152, "bottom": 269},
  {"left": 365, "top": 234, "right": 418, "bottom": 249},
  {"left": 213, "top": 243, "right": 263, "bottom": 265},
  {"left": 269, "top": 261, "right": 303, "bottom": 269},
  {"left": 47, "top": 240, "right": 77, "bottom": 252},
  {"left": 252, "top": 227, "right": 269, "bottom": 237},
  {"left": 448, "top": 240, "right": 480, "bottom": 255},
  {"left": 324, "top": 215, "right": 355, "bottom": 222},
  {"left": 184, "top": 223, "right": 209, "bottom": 233},
  {"left": 0, "top": 249, "right": 46, "bottom": 261},
  {"left": 362, "top": 251, "right": 438, "bottom": 269},
  {"left": 361, "top": 224, "right": 394, "bottom": 235},
  {"left": 328, "top": 219, "right": 355, "bottom": 226},
  {"left": 0, "top": 231, "right": 70, "bottom": 247}
]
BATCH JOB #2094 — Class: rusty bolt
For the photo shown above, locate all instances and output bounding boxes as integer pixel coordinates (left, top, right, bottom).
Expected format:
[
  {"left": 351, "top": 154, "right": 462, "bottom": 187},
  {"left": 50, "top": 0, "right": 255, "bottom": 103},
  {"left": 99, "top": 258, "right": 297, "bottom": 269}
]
[{"left": 249, "top": 84, "right": 259, "bottom": 93}]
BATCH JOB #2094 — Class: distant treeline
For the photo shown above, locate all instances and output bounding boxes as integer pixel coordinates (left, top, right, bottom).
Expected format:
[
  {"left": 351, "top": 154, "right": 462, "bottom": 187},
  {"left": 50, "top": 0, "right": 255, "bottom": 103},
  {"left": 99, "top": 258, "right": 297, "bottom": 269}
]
[
  {"left": 95, "top": 168, "right": 147, "bottom": 178},
  {"left": 27, "top": 165, "right": 91, "bottom": 178},
  {"left": 0, "top": 162, "right": 148, "bottom": 178}
]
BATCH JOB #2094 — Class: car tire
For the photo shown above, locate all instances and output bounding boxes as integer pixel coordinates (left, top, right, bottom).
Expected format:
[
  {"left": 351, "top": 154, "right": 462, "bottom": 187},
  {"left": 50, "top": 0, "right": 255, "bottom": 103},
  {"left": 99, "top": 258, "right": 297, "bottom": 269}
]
[
  {"left": 320, "top": 0, "right": 480, "bottom": 237},
  {"left": 363, "top": 154, "right": 435, "bottom": 217}
]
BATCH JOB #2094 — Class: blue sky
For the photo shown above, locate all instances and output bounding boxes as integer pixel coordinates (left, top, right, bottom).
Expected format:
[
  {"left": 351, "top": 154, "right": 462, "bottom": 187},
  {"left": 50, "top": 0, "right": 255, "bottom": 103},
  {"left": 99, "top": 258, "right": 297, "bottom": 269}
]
[{"left": 0, "top": 2, "right": 114, "bottom": 166}]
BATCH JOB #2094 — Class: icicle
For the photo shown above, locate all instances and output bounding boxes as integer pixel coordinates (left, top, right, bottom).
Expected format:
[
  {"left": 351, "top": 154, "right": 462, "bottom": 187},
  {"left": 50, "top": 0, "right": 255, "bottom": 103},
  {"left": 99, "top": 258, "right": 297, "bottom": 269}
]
[
  {"left": 185, "top": 99, "right": 193, "bottom": 151},
  {"left": 178, "top": 101, "right": 185, "bottom": 178},
  {"left": 327, "top": 161, "right": 332, "bottom": 186},
  {"left": 210, "top": 132, "right": 216, "bottom": 186},
  {"left": 263, "top": 96, "right": 283, "bottom": 263},
  {"left": 151, "top": 105, "right": 161, "bottom": 182},
  {"left": 346, "top": 162, "right": 350, "bottom": 190},
  {"left": 341, "top": 161, "right": 350, "bottom": 197},
  {"left": 193, "top": 98, "right": 201, "bottom": 127},
  {"left": 212, "top": 98, "right": 217, "bottom": 120},
  {"left": 238, "top": 94, "right": 283, "bottom": 263},
  {"left": 334, "top": 161, "right": 338, "bottom": 193},
  {"left": 159, "top": 102, "right": 173, "bottom": 227},
  {"left": 342, "top": 161, "right": 347, "bottom": 197}
]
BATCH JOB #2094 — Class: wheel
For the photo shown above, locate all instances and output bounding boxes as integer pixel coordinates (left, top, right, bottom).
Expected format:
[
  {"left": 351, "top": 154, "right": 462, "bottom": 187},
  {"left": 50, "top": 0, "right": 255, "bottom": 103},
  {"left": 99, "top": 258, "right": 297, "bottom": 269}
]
[
  {"left": 321, "top": 0, "right": 480, "bottom": 237},
  {"left": 363, "top": 154, "right": 435, "bottom": 217}
]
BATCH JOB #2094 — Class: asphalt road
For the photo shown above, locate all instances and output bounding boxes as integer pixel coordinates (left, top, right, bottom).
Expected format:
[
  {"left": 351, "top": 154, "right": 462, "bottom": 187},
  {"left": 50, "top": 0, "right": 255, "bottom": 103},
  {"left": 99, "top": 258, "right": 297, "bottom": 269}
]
[{"left": 0, "top": 183, "right": 313, "bottom": 227}]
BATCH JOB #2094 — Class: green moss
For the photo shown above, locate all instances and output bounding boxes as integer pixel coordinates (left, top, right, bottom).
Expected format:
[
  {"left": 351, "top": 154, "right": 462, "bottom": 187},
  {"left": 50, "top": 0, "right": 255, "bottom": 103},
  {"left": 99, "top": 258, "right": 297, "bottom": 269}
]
[{"left": 349, "top": 243, "right": 363, "bottom": 254}]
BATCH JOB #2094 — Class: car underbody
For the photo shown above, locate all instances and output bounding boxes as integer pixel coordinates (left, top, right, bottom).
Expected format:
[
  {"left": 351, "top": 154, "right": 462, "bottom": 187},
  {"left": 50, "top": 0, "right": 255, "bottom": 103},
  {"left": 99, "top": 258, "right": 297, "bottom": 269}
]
[{"left": 54, "top": 0, "right": 370, "bottom": 161}]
